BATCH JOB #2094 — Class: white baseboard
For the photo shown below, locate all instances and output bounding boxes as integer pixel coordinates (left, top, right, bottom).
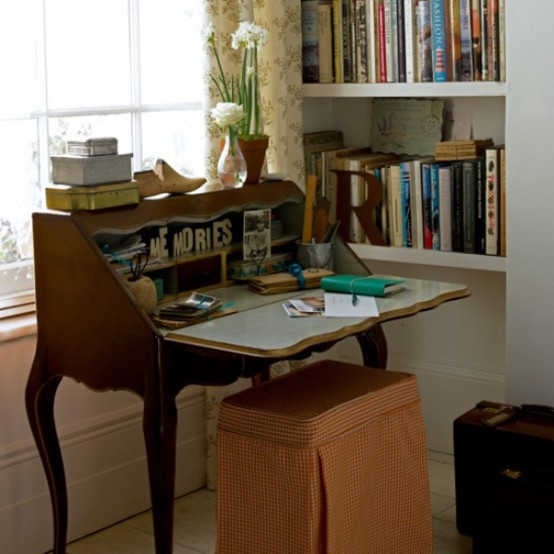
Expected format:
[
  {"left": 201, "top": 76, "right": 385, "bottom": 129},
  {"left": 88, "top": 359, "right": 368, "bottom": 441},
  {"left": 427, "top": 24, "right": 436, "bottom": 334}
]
[{"left": 0, "top": 390, "right": 206, "bottom": 554}]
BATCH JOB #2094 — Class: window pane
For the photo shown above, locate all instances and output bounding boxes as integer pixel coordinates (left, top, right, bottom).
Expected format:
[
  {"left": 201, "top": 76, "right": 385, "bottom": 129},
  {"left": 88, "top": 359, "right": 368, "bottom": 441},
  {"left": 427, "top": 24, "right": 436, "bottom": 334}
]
[
  {"left": 0, "top": 2, "right": 38, "bottom": 116},
  {"left": 45, "top": 0, "right": 131, "bottom": 108},
  {"left": 139, "top": 0, "right": 204, "bottom": 104},
  {"left": 141, "top": 110, "right": 205, "bottom": 177},
  {"left": 0, "top": 121, "right": 40, "bottom": 263},
  {"left": 48, "top": 114, "right": 133, "bottom": 161}
]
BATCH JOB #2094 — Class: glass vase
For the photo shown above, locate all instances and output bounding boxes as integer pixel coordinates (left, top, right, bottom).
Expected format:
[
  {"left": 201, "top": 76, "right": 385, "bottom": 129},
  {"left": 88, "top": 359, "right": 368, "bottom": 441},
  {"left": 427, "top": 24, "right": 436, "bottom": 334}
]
[{"left": 217, "top": 131, "right": 247, "bottom": 189}]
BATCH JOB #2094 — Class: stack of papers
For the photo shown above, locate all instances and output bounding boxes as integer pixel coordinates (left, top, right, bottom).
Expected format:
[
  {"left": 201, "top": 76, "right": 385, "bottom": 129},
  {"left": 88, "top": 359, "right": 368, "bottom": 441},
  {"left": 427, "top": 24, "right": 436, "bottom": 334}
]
[{"left": 156, "top": 292, "right": 223, "bottom": 322}]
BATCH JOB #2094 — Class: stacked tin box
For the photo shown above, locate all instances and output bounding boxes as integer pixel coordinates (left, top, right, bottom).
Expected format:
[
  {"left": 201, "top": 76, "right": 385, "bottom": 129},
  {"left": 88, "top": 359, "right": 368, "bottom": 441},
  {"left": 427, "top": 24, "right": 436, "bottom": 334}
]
[{"left": 46, "top": 138, "right": 139, "bottom": 210}]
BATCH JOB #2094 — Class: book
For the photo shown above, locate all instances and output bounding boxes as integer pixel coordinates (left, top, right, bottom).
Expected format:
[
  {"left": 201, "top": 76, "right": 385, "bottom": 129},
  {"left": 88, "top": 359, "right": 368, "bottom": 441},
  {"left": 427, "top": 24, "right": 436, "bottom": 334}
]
[
  {"left": 430, "top": 0, "right": 449, "bottom": 82},
  {"left": 403, "top": 0, "right": 417, "bottom": 83},
  {"left": 471, "top": 0, "right": 483, "bottom": 80},
  {"left": 321, "top": 145, "right": 372, "bottom": 222},
  {"left": 396, "top": 0, "right": 407, "bottom": 82},
  {"left": 355, "top": 0, "right": 369, "bottom": 82},
  {"left": 318, "top": 1, "right": 334, "bottom": 82},
  {"left": 485, "top": 145, "right": 500, "bottom": 255},
  {"left": 462, "top": 158, "right": 476, "bottom": 253},
  {"left": 341, "top": 0, "right": 353, "bottom": 82},
  {"left": 499, "top": 146, "right": 506, "bottom": 256},
  {"left": 430, "top": 162, "right": 441, "bottom": 250},
  {"left": 377, "top": 0, "right": 388, "bottom": 82},
  {"left": 303, "top": 130, "right": 344, "bottom": 182},
  {"left": 333, "top": 0, "right": 344, "bottom": 83},
  {"left": 438, "top": 163, "right": 453, "bottom": 251},
  {"left": 446, "top": 0, "right": 461, "bottom": 81},
  {"left": 459, "top": 0, "right": 473, "bottom": 80},
  {"left": 320, "top": 274, "right": 406, "bottom": 296},
  {"left": 416, "top": 0, "right": 433, "bottom": 82},
  {"left": 421, "top": 161, "right": 433, "bottom": 248},
  {"left": 409, "top": 157, "right": 431, "bottom": 249},
  {"left": 400, "top": 160, "right": 412, "bottom": 247},
  {"left": 435, "top": 138, "right": 494, "bottom": 161},
  {"left": 387, "top": 163, "right": 404, "bottom": 246},
  {"left": 486, "top": 0, "right": 499, "bottom": 81},
  {"left": 301, "top": 0, "right": 320, "bottom": 83},
  {"left": 474, "top": 156, "right": 486, "bottom": 254},
  {"left": 383, "top": 0, "right": 395, "bottom": 82},
  {"left": 451, "top": 160, "right": 464, "bottom": 252}
]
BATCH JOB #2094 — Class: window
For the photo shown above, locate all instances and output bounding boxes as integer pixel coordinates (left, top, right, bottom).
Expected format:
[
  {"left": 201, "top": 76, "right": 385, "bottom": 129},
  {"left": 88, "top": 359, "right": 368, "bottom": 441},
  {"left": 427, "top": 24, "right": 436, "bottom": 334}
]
[{"left": 0, "top": 0, "right": 205, "bottom": 297}]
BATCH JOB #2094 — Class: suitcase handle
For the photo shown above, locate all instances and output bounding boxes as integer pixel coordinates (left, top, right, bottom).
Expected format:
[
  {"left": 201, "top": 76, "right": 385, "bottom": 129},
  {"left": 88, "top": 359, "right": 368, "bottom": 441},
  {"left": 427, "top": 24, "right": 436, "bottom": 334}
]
[{"left": 521, "top": 404, "right": 554, "bottom": 421}]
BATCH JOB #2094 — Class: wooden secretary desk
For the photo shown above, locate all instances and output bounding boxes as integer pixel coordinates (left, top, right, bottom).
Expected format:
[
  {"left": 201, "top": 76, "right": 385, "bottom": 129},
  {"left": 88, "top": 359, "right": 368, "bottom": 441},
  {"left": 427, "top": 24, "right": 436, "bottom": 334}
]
[{"left": 26, "top": 180, "right": 469, "bottom": 553}]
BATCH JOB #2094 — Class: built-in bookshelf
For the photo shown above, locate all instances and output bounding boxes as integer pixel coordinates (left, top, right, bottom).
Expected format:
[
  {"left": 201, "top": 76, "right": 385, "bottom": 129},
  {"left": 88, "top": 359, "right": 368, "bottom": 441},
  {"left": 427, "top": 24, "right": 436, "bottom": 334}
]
[{"left": 301, "top": 0, "right": 507, "bottom": 274}]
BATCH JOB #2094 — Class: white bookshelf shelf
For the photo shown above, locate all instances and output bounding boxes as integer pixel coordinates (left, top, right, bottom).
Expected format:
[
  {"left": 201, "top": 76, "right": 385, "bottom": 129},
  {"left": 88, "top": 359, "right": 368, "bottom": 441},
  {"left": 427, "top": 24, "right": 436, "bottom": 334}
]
[
  {"left": 302, "top": 82, "right": 507, "bottom": 99},
  {"left": 350, "top": 243, "right": 507, "bottom": 273}
]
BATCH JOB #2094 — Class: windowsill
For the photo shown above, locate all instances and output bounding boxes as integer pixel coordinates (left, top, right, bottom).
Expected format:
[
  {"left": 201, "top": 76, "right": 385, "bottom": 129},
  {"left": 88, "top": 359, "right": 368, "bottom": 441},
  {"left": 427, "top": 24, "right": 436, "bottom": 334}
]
[
  {"left": 0, "top": 312, "right": 37, "bottom": 342},
  {"left": 0, "top": 289, "right": 37, "bottom": 343}
]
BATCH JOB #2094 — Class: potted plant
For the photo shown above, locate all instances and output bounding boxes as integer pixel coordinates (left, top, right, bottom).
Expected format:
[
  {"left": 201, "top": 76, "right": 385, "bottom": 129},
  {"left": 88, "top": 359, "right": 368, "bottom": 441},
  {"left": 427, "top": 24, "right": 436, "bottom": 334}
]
[{"left": 205, "top": 21, "right": 269, "bottom": 184}]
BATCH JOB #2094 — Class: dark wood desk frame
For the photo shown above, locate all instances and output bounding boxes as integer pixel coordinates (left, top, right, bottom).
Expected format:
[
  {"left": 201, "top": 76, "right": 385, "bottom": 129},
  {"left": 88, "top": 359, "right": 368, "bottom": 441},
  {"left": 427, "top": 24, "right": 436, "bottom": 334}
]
[{"left": 26, "top": 181, "right": 468, "bottom": 553}]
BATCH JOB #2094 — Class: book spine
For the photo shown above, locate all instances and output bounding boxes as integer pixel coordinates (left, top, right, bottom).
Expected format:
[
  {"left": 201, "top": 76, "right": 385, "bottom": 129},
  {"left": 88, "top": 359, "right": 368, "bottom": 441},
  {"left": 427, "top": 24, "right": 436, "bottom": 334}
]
[
  {"left": 318, "top": 2, "right": 335, "bottom": 83},
  {"left": 474, "top": 156, "right": 486, "bottom": 254},
  {"left": 462, "top": 159, "right": 476, "bottom": 253},
  {"left": 301, "top": 1, "right": 320, "bottom": 83},
  {"left": 430, "top": 0, "right": 448, "bottom": 82},
  {"left": 388, "top": 164, "right": 404, "bottom": 246},
  {"left": 485, "top": 146, "right": 499, "bottom": 255},
  {"left": 377, "top": 0, "right": 388, "bottom": 82},
  {"left": 459, "top": 0, "right": 473, "bottom": 81},
  {"left": 470, "top": 0, "right": 482, "bottom": 80},
  {"left": 397, "top": 0, "right": 407, "bottom": 82},
  {"left": 410, "top": 159, "right": 424, "bottom": 248},
  {"left": 416, "top": 0, "right": 433, "bottom": 82},
  {"left": 486, "top": 0, "right": 499, "bottom": 81},
  {"left": 421, "top": 162, "right": 433, "bottom": 248},
  {"left": 451, "top": 160, "right": 464, "bottom": 252},
  {"left": 438, "top": 163, "right": 453, "bottom": 251},
  {"left": 400, "top": 161, "right": 412, "bottom": 247},
  {"left": 446, "top": 0, "right": 461, "bottom": 81},
  {"left": 403, "top": 0, "right": 416, "bottom": 83},
  {"left": 384, "top": 0, "right": 395, "bottom": 82},
  {"left": 499, "top": 146, "right": 506, "bottom": 256},
  {"left": 430, "top": 162, "right": 441, "bottom": 250},
  {"left": 333, "top": 0, "right": 345, "bottom": 82},
  {"left": 342, "top": 0, "right": 353, "bottom": 82},
  {"left": 367, "top": 0, "right": 378, "bottom": 82},
  {"left": 497, "top": 0, "right": 505, "bottom": 81},
  {"left": 480, "top": 0, "right": 488, "bottom": 80},
  {"left": 356, "top": 0, "right": 369, "bottom": 82}
]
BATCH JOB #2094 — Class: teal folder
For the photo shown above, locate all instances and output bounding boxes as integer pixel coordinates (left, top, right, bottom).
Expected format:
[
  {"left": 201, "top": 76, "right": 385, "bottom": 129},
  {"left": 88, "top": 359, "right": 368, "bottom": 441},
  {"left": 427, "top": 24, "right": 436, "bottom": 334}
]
[{"left": 320, "top": 275, "right": 406, "bottom": 297}]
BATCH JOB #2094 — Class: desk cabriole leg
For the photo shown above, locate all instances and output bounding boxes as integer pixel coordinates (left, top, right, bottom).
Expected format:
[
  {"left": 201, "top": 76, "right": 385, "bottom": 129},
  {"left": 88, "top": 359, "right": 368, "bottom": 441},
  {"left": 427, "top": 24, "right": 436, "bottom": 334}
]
[
  {"left": 143, "top": 389, "right": 178, "bottom": 554},
  {"left": 25, "top": 361, "right": 67, "bottom": 554},
  {"left": 357, "top": 324, "right": 388, "bottom": 369}
]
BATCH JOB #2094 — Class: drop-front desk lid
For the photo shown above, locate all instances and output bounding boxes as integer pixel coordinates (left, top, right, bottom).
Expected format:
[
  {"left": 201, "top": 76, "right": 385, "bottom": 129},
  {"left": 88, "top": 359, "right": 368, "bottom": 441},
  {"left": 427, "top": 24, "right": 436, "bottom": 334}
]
[{"left": 159, "top": 277, "right": 469, "bottom": 359}]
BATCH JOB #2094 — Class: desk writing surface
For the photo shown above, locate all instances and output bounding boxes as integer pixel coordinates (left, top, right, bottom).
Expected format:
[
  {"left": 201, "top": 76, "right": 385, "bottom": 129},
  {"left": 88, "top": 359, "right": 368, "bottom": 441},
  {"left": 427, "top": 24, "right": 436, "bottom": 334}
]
[{"left": 161, "top": 276, "right": 469, "bottom": 358}]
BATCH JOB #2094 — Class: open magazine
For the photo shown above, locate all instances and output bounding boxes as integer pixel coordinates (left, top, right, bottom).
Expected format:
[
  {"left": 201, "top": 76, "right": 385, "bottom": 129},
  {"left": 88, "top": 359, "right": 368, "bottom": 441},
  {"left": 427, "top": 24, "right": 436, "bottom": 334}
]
[{"left": 156, "top": 292, "right": 223, "bottom": 322}]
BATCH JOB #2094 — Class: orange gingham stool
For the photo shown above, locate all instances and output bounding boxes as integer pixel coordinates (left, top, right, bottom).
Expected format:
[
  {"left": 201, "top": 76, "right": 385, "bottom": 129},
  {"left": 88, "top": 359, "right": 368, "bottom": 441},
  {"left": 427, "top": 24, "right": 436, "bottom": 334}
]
[{"left": 216, "top": 359, "right": 433, "bottom": 554}]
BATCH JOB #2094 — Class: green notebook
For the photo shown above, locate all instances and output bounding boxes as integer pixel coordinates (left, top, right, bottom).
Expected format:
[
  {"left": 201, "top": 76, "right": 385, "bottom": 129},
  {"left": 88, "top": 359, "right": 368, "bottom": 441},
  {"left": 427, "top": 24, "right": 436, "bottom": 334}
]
[{"left": 320, "top": 275, "right": 406, "bottom": 297}]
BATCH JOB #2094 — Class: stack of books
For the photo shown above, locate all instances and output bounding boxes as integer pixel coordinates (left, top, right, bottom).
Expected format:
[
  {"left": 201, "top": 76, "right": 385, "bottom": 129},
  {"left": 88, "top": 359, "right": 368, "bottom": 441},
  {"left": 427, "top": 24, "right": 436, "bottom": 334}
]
[
  {"left": 435, "top": 139, "right": 494, "bottom": 161},
  {"left": 46, "top": 137, "right": 139, "bottom": 211}
]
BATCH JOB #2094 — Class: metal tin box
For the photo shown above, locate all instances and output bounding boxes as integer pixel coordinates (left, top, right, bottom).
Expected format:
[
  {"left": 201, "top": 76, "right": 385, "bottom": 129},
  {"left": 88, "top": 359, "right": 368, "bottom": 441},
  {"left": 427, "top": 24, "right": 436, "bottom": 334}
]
[
  {"left": 51, "top": 153, "right": 133, "bottom": 185},
  {"left": 67, "top": 137, "right": 118, "bottom": 156},
  {"left": 45, "top": 182, "right": 139, "bottom": 211}
]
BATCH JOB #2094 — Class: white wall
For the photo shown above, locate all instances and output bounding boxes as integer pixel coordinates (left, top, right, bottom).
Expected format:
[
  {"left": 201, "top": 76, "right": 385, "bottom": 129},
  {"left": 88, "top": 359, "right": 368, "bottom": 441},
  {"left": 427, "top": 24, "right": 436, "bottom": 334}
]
[
  {"left": 0, "top": 332, "right": 206, "bottom": 553},
  {"left": 504, "top": 2, "right": 554, "bottom": 406}
]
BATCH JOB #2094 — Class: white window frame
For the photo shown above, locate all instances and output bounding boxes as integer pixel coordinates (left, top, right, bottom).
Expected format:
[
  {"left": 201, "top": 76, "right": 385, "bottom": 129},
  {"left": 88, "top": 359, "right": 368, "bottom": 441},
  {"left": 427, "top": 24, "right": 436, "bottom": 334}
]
[{"left": 0, "top": 0, "right": 205, "bottom": 303}]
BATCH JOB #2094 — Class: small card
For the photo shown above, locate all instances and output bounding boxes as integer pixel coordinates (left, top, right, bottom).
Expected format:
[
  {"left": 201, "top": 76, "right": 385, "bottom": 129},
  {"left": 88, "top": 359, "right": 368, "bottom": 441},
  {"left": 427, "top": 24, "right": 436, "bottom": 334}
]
[{"left": 324, "top": 292, "right": 379, "bottom": 318}]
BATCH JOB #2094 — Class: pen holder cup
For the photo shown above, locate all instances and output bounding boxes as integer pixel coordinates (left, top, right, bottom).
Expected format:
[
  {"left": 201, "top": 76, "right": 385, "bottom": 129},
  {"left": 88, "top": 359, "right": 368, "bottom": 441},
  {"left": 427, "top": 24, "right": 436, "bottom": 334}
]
[{"left": 296, "top": 240, "right": 334, "bottom": 271}]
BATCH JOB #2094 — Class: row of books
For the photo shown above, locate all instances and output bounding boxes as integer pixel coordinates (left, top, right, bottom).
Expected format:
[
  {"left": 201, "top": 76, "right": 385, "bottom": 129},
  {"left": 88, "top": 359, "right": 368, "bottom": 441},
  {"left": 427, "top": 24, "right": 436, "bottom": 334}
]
[
  {"left": 301, "top": 0, "right": 505, "bottom": 84},
  {"left": 303, "top": 131, "right": 506, "bottom": 256}
]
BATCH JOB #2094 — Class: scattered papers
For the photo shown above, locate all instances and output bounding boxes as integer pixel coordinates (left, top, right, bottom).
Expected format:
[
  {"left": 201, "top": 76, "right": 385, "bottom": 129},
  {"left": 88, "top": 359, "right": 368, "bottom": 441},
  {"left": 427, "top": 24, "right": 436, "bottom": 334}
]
[
  {"left": 324, "top": 292, "right": 379, "bottom": 318},
  {"left": 156, "top": 292, "right": 223, "bottom": 322},
  {"left": 283, "top": 296, "right": 325, "bottom": 317}
]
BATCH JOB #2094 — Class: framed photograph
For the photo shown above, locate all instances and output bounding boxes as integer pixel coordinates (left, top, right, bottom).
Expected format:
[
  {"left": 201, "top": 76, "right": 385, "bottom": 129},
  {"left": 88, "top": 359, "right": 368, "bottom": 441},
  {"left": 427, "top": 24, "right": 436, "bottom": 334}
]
[{"left": 243, "top": 209, "right": 271, "bottom": 261}]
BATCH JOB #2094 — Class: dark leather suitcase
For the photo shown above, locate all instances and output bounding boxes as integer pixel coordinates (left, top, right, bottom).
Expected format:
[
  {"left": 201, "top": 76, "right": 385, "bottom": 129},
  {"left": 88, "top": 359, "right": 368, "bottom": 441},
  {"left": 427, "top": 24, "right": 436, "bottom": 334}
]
[{"left": 454, "top": 401, "right": 554, "bottom": 553}]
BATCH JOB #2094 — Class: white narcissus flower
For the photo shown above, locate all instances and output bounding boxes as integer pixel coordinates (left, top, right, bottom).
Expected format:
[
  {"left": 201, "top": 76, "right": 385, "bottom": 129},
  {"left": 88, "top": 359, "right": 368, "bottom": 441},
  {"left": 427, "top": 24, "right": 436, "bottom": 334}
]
[
  {"left": 231, "top": 22, "right": 268, "bottom": 50},
  {"left": 210, "top": 102, "right": 244, "bottom": 128}
]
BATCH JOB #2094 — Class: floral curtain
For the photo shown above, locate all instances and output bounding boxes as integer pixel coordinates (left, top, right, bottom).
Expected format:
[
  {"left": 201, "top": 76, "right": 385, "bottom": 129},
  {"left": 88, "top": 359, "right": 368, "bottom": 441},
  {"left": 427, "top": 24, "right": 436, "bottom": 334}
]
[{"left": 202, "top": 0, "right": 304, "bottom": 489}]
